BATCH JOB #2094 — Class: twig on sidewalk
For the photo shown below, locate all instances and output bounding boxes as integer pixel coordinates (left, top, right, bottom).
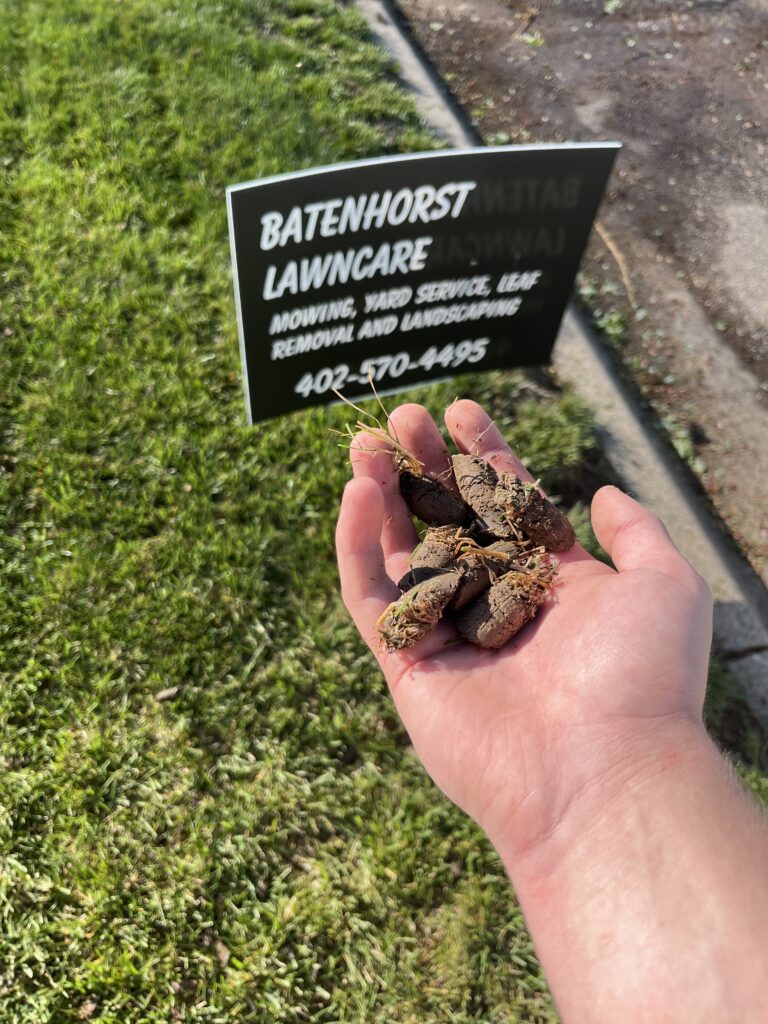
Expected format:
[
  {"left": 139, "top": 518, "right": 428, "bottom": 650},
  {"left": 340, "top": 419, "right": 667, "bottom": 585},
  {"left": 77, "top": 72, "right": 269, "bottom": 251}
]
[
  {"left": 509, "top": 5, "right": 538, "bottom": 41},
  {"left": 594, "top": 219, "right": 638, "bottom": 310}
]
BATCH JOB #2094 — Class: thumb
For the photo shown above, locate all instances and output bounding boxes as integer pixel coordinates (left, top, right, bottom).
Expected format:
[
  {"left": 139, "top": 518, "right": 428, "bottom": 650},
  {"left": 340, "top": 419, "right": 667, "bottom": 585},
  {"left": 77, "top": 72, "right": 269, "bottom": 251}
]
[{"left": 591, "top": 485, "right": 689, "bottom": 575}]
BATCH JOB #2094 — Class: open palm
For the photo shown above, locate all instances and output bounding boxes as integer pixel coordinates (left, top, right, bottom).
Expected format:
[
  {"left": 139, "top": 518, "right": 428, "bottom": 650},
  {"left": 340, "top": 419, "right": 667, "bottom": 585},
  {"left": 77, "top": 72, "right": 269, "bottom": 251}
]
[{"left": 336, "top": 400, "right": 713, "bottom": 862}]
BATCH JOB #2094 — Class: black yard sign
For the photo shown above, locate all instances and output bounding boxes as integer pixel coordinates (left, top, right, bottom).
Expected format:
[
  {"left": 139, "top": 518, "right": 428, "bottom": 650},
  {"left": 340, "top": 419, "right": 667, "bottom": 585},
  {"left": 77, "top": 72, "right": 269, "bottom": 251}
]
[{"left": 227, "top": 144, "right": 619, "bottom": 424}]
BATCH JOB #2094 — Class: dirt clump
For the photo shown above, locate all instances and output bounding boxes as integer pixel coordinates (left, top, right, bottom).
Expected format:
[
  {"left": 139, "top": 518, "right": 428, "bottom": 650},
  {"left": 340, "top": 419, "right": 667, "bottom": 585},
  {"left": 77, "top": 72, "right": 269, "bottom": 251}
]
[
  {"left": 453, "top": 564, "right": 555, "bottom": 650},
  {"left": 397, "top": 525, "right": 466, "bottom": 591},
  {"left": 377, "top": 571, "right": 461, "bottom": 651},
  {"left": 452, "top": 454, "right": 516, "bottom": 539},
  {"left": 496, "top": 474, "right": 576, "bottom": 553},
  {"left": 411, "top": 525, "right": 467, "bottom": 570},
  {"left": 399, "top": 469, "right": 473, "bottom": 528},
  {"left": 371, "top": 423, "right": 574, "bottom": 652},
  {"left": 450, "top": 538, "right": 532, "bottom": 611}
]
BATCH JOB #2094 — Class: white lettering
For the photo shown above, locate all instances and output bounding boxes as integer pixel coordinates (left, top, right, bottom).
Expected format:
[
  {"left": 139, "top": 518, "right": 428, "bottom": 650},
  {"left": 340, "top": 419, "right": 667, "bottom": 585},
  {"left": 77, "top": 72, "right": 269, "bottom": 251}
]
[
  {"left": 497, "top": 270, "right": 543, "bottom": 293},
  {"left": 362, "top": 191, "right": 392, "bottom": 231},
  {"left": 271, "top": 323, "right": 355, "bottom": 360},
  {"left": 401, "top": 297, "right": 522, "bottom": 331},
  {"left": 408, "top": 185, "right": 436, "bottom": 224},
  {"left": 262, "top": 237, "right": 434, "bottom": 298},
  {"left": 268, "top": 297, "right": 356, "bottom": 335},
  {"left": 282, "top": 206, "right": 303, "bottom": 246},
  {"left": 260, "top": 212, "right": 282, "bottom": 252},
  {"left": 450, "top": 181, "right": 477, "bottom": 219},
  {"left": 298, "top": 252, "right": 333, "bottom": 292},
  {"left": 338, "top": 193, "right": 367, "bottom": 235},
  {"left": 357, "top": 315, "right": 398, "bottom": 340},
  {"left": 363, "top": 287, "right": 412, "bottom": 313},
  {"left": 257, "top": 182, "right": 477, "bottom": 250},
  {"left": 303, "top": 201, "right": 325, "bottom": 242},
  {"left": 415, "top": 276, "right": 491, "bottom": 304},
  {"left": 320, "top": 199, "right": 343, "bottom": 238},
  {"left": 387, "top": 188, "right": 412, "bottom": 227}
]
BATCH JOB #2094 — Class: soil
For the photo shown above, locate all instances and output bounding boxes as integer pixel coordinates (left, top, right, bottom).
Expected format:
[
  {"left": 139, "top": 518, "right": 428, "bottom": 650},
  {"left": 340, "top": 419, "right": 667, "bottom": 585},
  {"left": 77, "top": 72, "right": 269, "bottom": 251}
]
[
  {"left": 377, "top": 451, "right": 574, "bottom": 650},
  {"left": 452, "top": 453, "right": 517, "bottom": 537},
  {"left": 496, "top": 473, "right": 576, "bottom": 550},
  {"left": 410, "top": 525, "right": 465, "bottom": 569},
  {"left": 399, "top": 469, "right": 473, "bottom": 526},
  {"left": 393, "top": 0, "right": 768, "bottom": 582},
  {"left": 378, "top": 570, "right": 461, "bottom": 650},
  {"left": 398, "top": 525, "right": 532, "bottom": 604},
  {"left": 450, "top": 539, "right": 528, "bottom": 608},
  {"left": 454, "top": 567, "right": 553, "bottom": 648},
  {"left": 397, "top": 564, "right": 449, "bottom": 591}
]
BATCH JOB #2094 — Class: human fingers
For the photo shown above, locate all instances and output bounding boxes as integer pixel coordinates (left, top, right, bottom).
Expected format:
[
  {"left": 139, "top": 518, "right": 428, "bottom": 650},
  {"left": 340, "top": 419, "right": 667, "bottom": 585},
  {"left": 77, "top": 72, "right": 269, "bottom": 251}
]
[
  {"left": 591, "top": 486, "right": 709, "bottom": 593},
  {"left": 388, "top": 402, "right": 458, "bottom": 493},
  {"left": 443, "top": 399, "right": 533, "bottom": 483},
  {"left": 336, "top": 476, "right": 400, "bottom": 634},
  {"left": 350, "top": 431, "right": 418, "bottom": 582},
  {"left": 445, "top": 399, "right": 593, "bottom": 565},
  {"left": 336, "top": 475, "right": 458, "bottom": 682}
]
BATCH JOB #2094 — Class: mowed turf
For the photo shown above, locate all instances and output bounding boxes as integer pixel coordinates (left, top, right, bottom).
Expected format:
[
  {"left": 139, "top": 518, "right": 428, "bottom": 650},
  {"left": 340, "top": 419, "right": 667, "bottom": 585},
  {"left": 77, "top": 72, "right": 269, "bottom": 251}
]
[{"left": 0, "top": 1, "right": 765, "bottom": 1020}]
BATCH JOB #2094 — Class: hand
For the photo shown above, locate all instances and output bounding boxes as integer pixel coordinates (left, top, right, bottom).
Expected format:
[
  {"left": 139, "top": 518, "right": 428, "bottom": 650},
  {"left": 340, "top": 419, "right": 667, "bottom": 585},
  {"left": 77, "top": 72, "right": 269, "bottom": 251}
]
[{"left": 335, "top": 400, "right": 713, "bottom": 871}]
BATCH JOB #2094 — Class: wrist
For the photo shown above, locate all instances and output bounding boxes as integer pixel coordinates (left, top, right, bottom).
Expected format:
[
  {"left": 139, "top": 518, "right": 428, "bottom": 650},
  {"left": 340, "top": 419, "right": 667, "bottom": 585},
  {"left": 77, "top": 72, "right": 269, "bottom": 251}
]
[
  {"left": 489, "top": 719, "right": 768, "bottom": 1023},
  {"left": 488, "top": 713, "right": 714, "bottom": 887}
]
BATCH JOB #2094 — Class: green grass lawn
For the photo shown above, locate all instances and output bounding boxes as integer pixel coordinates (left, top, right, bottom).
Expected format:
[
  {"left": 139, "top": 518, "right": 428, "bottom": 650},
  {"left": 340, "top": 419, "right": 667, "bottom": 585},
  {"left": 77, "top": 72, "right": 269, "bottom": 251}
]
[{"left": 0, "top": 0, "right": 765, "bottom": 1020}]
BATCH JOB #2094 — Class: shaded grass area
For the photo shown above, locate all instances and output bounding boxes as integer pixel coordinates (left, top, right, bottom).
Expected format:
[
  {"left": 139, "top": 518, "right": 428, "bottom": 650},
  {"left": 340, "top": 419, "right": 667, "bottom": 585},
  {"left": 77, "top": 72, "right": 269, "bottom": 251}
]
[{"left": 0, "top": 0, "right": 764, "bottom": 1020}]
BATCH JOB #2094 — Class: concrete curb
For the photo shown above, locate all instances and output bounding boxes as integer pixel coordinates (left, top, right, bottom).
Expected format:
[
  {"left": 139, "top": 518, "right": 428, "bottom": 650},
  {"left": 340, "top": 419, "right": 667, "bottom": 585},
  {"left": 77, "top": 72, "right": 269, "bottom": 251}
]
[{"left": 357, "top": 0, "right": 768, "bottom": 723}]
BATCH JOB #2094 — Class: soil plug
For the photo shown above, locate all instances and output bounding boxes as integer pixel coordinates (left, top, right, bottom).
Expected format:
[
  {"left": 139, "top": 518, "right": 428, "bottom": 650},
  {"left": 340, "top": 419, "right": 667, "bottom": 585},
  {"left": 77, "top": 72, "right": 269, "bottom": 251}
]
[
  {"left": 397, "top": 565, "right": 451, "bottom": 592},
  {"left": 449, "top": 539, "right": 533, "bottom": 611},
  {"left": 453, "top": 563, "right": 555, "bottom": 649},
  {"left": 452, "top": 454, "right": 515, "bottom": 538},
  {"left": 399, "top": 468, "right": 473, "bottom": 527},
  {"left": 496, "top": 473, "right": 576, "bottom": 552},
  {"left": 332, "top": 383, "right": 471, "bottom": 527},
  {"left": 398, "top": 526, "right": 467, "bottom": 592},
  {"left": 411, "top": 526, "right": 466, "bottom": 570},
  {"left": 377, "top": 571, "right": 461, "bottom": 651}
]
